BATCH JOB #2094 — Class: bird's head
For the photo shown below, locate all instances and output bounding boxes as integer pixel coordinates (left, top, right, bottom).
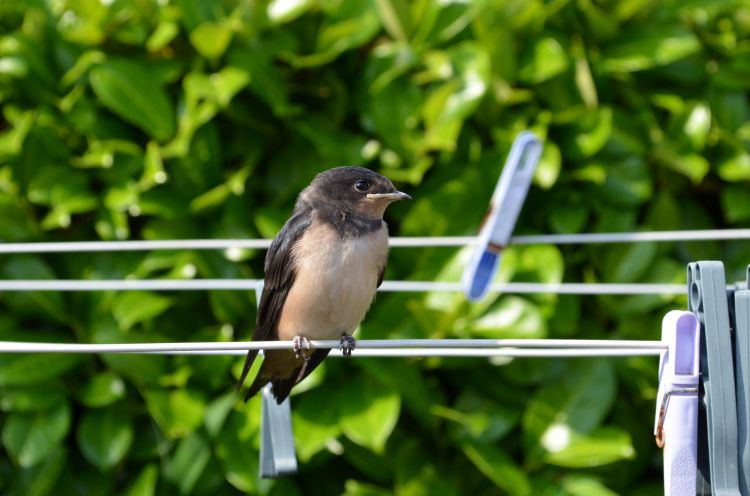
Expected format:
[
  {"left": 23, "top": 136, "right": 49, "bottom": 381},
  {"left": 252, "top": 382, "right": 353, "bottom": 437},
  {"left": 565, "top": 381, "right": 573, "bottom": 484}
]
[{"left": 302, "top": 166, "right": 411, "bottom": 219}]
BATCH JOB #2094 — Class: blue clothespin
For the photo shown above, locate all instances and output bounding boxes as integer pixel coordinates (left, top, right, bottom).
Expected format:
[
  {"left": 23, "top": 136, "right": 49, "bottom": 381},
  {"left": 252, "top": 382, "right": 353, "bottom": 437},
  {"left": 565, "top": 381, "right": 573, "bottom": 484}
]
[
  {"left": 731, "top": 267, "right": 749, "bottom": 495},
  {"left": 255, "top": 285, "right": 298, "bottom": 478},
  {"left": 687, "top": 262, "right": 740, "bottom": 494},
  {"left": 461, "top": 132, "right": 542, "bottom": 301},
  {"left": 654, "top": 310, "right": 700, "bottom": 495}
]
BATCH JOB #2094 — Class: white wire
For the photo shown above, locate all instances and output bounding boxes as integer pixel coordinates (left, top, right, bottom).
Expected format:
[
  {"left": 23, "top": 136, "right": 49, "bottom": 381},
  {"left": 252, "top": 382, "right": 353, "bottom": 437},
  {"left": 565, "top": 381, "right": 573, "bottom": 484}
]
[
  {"left": 154, "top": 349, "right": 663, "bottom": 357},
  {"left": 0, "top": 229, "right": 748, "bottom": 253},
  {"left": 0, "top": 280, "right": 690, "bottom": 294},
  {"left": 0, "top": 339, "right": 666, "bottom": 357}
]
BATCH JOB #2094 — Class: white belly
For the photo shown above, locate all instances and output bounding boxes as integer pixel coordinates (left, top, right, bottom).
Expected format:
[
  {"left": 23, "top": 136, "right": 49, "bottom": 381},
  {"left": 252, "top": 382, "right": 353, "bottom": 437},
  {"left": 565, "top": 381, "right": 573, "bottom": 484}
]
[{"left": 277, "top": 220, "right": 388, "bottom": 340}]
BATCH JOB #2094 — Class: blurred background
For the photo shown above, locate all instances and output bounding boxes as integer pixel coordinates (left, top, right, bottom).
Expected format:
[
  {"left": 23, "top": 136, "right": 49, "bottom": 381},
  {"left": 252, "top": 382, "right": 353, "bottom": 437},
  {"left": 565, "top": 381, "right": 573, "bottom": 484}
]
[{"left": 0, "top": 0, "right": 749, "bottom": 494}]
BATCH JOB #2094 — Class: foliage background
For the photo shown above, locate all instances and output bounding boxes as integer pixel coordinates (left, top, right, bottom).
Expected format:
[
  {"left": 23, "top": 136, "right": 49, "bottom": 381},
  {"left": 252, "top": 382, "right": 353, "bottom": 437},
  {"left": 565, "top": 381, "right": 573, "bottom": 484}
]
[{"left": 0, "top": 0, "right": 749, "bottom": 494}]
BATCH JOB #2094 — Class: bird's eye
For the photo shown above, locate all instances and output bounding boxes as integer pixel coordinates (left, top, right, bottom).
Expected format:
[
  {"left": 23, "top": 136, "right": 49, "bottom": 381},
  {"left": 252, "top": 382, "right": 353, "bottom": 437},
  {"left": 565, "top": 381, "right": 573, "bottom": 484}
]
[{"left": 354, "top": 180, "right": 371, "bottom": 192}]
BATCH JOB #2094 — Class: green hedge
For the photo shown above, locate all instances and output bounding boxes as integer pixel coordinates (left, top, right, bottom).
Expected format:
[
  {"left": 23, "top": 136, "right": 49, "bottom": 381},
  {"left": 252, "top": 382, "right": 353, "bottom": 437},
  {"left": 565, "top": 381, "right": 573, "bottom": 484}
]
[{"left": 0, "top": 0, "right": 749, "bottom": 494}]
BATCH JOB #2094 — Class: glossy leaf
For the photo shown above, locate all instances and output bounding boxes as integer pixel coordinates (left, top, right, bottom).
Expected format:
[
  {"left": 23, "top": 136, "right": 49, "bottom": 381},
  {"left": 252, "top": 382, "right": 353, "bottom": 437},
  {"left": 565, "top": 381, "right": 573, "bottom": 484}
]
[
  {"left": 77, "top": 371, "right": 127, "bottom": 408},
  {"left": 544, "top": 427, "right": 636, "bottom": 468},
  {"left": 112, "top": 291, "right": 172, "bottom": 331},
  {"left": 164, "top": 433, "right": 211, "bottom": 494},
  {"left": 122, "top": 464, "right": 158, "bottom": 496},
  {"left": 77, "top": 405, "right": 133, "bottom": 470},
  {"left": 2, "top": 402, "right": 71, "bottom": 467},
  {"left": 462, "top": 441, "right": 531, "bottom": 495},
  {"left": 523, "top": 360, "right": 617, "bottom": 462},
  {"left": 90, "top": 59, "right": 175, "bottom": 140},
  {"left": 144, "top": 390, "right": 206, "bottom": 439},
  {"left": 340, "top": 378, "right": 401, "bottom": 454}
]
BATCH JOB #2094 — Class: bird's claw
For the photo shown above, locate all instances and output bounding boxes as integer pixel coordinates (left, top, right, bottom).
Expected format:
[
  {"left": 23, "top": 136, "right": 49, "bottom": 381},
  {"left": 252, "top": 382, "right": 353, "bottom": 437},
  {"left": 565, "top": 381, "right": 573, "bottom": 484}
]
[
  {"left": 293, "top": 336, "right": 311, "bottom": 360},
  {"left": 339, "top": 335, "right": 356, "bottom": 357}
]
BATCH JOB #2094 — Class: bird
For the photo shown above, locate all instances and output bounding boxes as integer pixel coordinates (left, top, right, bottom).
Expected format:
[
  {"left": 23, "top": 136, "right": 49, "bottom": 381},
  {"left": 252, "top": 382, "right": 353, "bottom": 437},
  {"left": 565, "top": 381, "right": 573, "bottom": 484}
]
[{"left": 237, "top": 166, "right": 411, "bottom": 404}]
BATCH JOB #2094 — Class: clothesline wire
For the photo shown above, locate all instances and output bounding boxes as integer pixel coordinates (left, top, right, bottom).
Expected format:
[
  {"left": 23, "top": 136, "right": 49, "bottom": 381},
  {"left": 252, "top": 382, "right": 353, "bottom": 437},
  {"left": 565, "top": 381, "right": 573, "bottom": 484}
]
[
  {"left": 0, "top": 339, "right": 666, "bottom": 358},
  {"left": 0, "top": 280, "right": 691, "bottom": 295},
  {"left": 0, "top": 228, "right": 747, "bottom": 253},
  {"left": 0, "top": 229, "right": 732, "bottom": 356}
]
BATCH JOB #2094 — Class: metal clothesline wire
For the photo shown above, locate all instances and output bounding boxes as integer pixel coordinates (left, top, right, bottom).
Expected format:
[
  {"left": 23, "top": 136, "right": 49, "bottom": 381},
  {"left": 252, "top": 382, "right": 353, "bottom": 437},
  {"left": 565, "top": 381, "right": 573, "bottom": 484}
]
[
  {"left": 0, "top": 229, "right": 733, "bottom": 358},
  {"left": 0, "top": 339, "right": 666, "bottom": 357},
  {"left": 0, "top": 280, "right": 690, "bottom": 294},
  {"left": 0, "top": 228, "right": 747, "bottom": 253}
]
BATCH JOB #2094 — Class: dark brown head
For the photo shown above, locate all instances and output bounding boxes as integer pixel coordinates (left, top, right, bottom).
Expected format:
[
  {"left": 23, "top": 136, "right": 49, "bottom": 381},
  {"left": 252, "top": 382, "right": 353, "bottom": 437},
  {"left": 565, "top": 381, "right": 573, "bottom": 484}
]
[{"left": 300, "top": 166, "right": 411, "bottom": 221}]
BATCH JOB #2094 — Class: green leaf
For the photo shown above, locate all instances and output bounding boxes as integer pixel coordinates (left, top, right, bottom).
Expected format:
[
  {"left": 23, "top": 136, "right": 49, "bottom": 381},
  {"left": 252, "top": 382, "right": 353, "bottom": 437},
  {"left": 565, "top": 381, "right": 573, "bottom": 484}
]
[
  {"left": 215, "top": 407, "right": 262, "bottom": 493},
  {"left": 603, "top": 25, "right": 700, "bottom": 72},
  {"left": 164, "top": 433, "right": 211, "bottom": 494},
  {"left": 112, "top": 291, "right": 172, "bottom": 331},
  {"left": 534, "top": 141, "right": 561, "bottom": 189},
  {"left": 717, "top": 151, "right": 750, "bottom": 182},
  {"left": 90, "top": 59, "right": 175, "bottom": 140},
  {"left": 147, "top": 22, "right": 180, "bottom": 52},
  {"left": 523, "top": 360, "right": 616, "bottom": 463},
  {"left": 189, "top": 21, "right": 234, "bottom": 59},
  {"left": 267, "top": 0, "right": 314, "bottom": 24},
  {"left": 122, "top": 464, "right": 158, "bottom": 496},
  {"left": 603, "top": 242, "right": 658, "bottom": 283},
  {"left": 77, "top": 371, "right": 126, "bottom": 407},
  {"left": 721, "top": 185, "right": 750, "bottom": 223},
  {"left": 77, "top": 405, "right": 133, "bottom": 470},
  {"left": 13, "top": 445, "right": 67, "bottom": 496},
  {"left": 204, "top": 392, "right": 236, "bottom": 438},
  {"left": 571, "top": 107, "right": 613, "bottom": 159},
  {"left": 1, "top": 256, "right": 66, "bottom": 322},
  {"left": 423, "top": 42, "right": 490, "bottom": 151},
  {"left": 544, "top": 427, "right": 636, "bottom": 467},
  {"left": 561, "top": 475, "right": 619, "bottom": 496},
  {"left": 681, "top": 103, "right": 711, "bottom": 151},
  {"left": 0, "top": 353, "right": 79, "bottom": 387},
  {"left": 461, "top": 441, "right": 531, "bottom": 496},
  {"left": 340, "top": 378, "right": 401, "bottom": 454},
  {"left": 293, "top": 386, "right": 343, "bottom": 461},
  {"left": 0, "top": 386, "right": 67, "bottom": 412},
  {"left": 144, "top": 390, "right": 206, "bottom": 439},
  {"left": 599, "top": 156, "right": 653, "bottom": 206},
  {"left": 343, "top": 480, "right": 392, "bottom": 496},
  {"left": 464, "top": 296, "right": 546, "bottom": 339},
  {"left": 292, "top": 0, "right": 381, "bottom": 67},
  {"left": 2, "top": 401, "right": 71, "bottom": 467},
  {"left": 519, "top": 37, "right": 569, "bottom": 84},
  {"left": 432, "top": 391, "right": 519, "bottom": 443},
  {"left": 375, "top": 0, "right": 411, "bottom": 41}
]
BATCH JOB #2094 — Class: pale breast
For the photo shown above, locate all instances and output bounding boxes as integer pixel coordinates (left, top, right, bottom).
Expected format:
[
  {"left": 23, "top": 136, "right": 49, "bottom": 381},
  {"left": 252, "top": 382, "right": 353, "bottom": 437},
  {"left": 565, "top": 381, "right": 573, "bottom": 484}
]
[{"left": 277, "top": 218, "right": 388, "bottom": 341}]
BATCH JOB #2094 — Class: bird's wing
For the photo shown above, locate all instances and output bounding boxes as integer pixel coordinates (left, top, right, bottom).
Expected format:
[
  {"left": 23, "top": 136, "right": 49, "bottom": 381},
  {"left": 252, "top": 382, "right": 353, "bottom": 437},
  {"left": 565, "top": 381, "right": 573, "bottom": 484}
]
[
  {"left": 236, "top": 206, "right": 313, "bottom": 391},
  {"left": 377, "top": 264, "right": 385, "bottom": 288}
]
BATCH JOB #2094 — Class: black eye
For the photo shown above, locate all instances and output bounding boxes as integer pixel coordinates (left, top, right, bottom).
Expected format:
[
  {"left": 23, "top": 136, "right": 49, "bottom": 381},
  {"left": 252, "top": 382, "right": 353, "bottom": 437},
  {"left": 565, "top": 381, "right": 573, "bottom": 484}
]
[{"left": 354, "top": 180, "right": 371, "bottom": 192}]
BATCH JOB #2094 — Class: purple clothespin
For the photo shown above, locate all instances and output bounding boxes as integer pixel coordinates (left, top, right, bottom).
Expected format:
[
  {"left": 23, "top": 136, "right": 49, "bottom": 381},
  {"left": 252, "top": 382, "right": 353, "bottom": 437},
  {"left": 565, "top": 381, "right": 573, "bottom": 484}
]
[
  {"left": 461, "top": 132, "right": 541, "bottom": 301},
  {"left": 655, "top": 310, "right": 700, "bottom": 495}
]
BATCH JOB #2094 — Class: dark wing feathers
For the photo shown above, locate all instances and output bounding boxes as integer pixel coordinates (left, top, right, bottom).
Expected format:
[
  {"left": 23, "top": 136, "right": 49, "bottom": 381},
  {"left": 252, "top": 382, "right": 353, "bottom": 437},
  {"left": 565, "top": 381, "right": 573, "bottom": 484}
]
[
  {"left": 269, "top": 348, "right": 331, "bottom": 404},
  {"left": 236, "top": 206, "right": 313, "bottom": 393}
]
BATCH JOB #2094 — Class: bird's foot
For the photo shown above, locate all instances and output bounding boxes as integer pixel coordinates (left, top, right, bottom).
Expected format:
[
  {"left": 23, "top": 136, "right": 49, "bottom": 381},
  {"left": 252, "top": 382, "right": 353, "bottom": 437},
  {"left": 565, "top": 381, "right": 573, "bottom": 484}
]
[
  {"left": 293, "top": 336, "right": 311, "bottom": 360},
  {"left": 339, "top": 335, "right": 356, "bottom": 357}
]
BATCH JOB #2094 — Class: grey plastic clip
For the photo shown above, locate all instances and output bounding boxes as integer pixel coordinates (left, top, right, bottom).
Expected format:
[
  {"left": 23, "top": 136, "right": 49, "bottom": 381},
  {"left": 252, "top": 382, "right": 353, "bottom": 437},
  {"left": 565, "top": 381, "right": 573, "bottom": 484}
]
[
  {"left": 734, "top": 268, "right": 750, "bottom": 495},
  {"left": 687, "top": 261, "right": 740, "bottom": 495},
  {"left": 255, "top": 284, "right": 298, "bottom": 479},
  {"left": 260, "top": 385, "right": 298, "bottom": 478}
]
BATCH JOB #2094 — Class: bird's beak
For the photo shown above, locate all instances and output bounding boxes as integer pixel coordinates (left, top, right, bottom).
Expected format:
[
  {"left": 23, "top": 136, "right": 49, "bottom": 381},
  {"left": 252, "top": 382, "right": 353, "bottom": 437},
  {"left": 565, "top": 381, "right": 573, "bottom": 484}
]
[{"left": 367, "top": 191, "right": 412, "bottom": 201}]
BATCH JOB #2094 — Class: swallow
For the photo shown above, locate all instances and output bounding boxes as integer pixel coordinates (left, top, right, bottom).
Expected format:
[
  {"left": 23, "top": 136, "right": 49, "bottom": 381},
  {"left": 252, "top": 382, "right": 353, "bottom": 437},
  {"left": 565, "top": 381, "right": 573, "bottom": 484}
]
[{"left": 237, "top": 166, "right": 411, "bottom": 404}]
